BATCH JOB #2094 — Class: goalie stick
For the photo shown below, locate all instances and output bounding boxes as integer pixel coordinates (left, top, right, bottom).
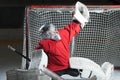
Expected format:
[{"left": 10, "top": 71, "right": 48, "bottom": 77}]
[
  {"left": 8, "top": 45, "right": 31, "bottom": 62},
  {"left": 7, "top": 45, "right": 64, "bottom": 80}
]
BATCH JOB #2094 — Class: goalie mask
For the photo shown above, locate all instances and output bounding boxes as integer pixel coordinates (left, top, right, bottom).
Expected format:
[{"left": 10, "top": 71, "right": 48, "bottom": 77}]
[{"left": 39, "top": 23, "right": 61, "bottom": 40}]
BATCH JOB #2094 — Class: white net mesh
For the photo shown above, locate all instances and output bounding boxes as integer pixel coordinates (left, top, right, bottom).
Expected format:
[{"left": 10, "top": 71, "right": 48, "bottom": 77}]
[{"left": 22, "top": 6, "right": 120, "bottom": 69}]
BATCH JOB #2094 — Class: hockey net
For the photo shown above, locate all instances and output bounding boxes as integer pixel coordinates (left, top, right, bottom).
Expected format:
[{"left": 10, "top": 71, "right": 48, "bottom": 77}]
[{"left": 22, "top": 5, "right": 120, "bottom": 69}]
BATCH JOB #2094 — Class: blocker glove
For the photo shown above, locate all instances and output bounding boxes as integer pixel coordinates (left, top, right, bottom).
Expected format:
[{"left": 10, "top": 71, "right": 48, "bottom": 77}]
[{"left": 73, "top": 1, "right": 90, "bottom": 29}]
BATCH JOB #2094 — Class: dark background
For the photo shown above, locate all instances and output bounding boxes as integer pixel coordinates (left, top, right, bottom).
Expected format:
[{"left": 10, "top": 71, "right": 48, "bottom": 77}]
[{"left": 0, "top": 0, "right": 120, "bottom": 28}]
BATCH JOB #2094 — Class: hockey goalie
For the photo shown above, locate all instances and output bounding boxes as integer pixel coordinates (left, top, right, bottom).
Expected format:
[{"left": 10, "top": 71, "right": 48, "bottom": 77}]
[{"left": 30, "top": 1, "right": 114, "bottom": 80}]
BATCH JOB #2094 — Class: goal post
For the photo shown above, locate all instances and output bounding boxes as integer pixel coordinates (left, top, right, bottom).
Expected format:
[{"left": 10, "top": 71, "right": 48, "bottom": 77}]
[{"left": 22, "top": 5, "right": 120, "bottom": 69}]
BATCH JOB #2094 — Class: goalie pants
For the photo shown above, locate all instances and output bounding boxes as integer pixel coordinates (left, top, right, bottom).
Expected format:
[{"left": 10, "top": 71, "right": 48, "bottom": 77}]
[{"left": 52, "top": 68, "right": 80, "bottom": 80}]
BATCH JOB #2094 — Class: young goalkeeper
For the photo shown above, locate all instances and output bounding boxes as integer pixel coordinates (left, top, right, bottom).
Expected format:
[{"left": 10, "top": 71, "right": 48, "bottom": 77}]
[{"left": 35, "top": 1, "right": 90, "bottom": 78}]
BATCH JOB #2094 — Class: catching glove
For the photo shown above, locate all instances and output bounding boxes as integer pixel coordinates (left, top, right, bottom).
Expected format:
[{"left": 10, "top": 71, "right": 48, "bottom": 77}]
[{"left": 73, "top": 1, "right": 90, "bottom": 28}]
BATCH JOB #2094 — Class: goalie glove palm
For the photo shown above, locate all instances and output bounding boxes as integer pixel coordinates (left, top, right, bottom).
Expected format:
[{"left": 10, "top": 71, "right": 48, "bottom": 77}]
[{"left": 73, "top": 1, "right": 90, "bottom": 28}]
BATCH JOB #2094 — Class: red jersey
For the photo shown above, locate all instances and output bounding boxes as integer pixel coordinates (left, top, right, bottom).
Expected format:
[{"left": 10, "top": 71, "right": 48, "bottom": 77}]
[{"left": 35, "top": 21, "right": 81, "bottom": 71}]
